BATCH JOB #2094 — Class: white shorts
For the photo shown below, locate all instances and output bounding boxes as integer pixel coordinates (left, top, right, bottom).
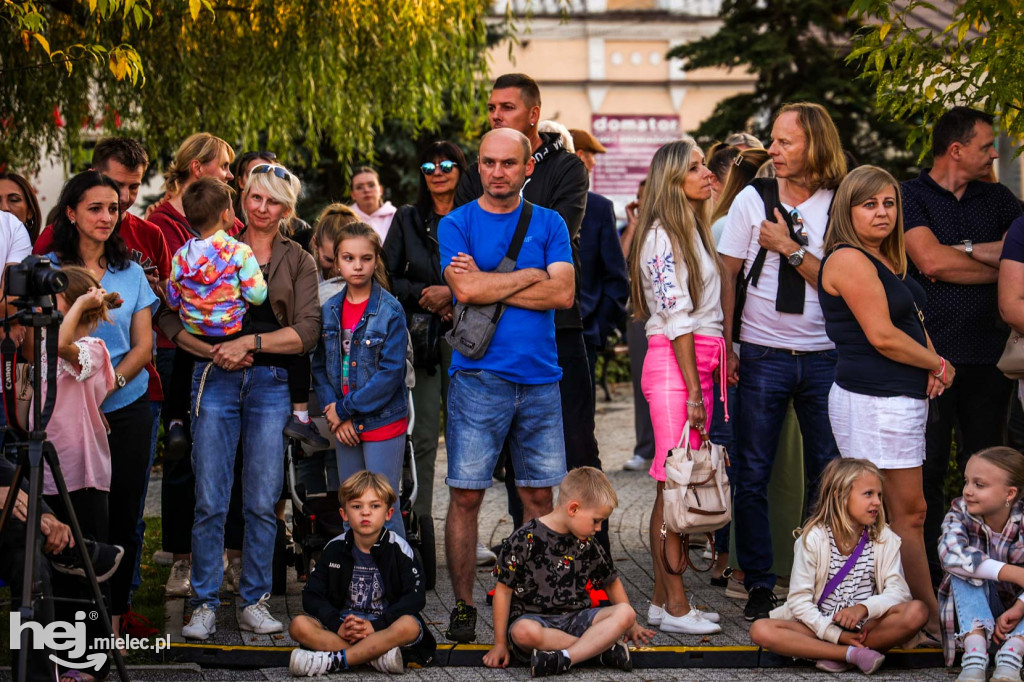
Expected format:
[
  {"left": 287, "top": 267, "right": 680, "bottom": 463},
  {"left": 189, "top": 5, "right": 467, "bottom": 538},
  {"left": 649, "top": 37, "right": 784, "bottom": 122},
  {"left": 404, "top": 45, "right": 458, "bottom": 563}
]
[{"left": 828, "top": 383, "right": 927, "bottom": 470}]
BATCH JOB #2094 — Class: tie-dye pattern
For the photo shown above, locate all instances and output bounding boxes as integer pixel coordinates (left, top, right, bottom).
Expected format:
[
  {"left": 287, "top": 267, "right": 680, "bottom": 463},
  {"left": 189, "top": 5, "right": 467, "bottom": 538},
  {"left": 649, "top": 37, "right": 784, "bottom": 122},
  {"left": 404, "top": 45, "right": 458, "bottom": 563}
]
[{"left": 167, "top": 230, "right": 268, "bottom": 336}]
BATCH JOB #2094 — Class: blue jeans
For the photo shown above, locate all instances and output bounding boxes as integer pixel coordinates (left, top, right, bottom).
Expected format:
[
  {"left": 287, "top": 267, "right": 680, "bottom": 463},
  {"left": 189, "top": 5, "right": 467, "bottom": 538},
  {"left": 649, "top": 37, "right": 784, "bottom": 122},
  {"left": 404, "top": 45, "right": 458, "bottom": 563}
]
[
  {"left": 733, "top": 343, "right": 839, "bottom": 590},
  {"left": 951, "top": 576, "right": 1024, "bottom": 640},
  {"left": 445, "top": 370, "right": 566, "bottom": 490},
  {"left": 335, "top": 434, "right": 406, "bottom": 539},
  {"left": 130, "top": 400, "right": 161, "bottom": 596},
  {"left": 708, "top": 381, "right": 737, "bottom": 554},
  {"left": 189, "top": 363, "right": 289, "bottom": 609}
]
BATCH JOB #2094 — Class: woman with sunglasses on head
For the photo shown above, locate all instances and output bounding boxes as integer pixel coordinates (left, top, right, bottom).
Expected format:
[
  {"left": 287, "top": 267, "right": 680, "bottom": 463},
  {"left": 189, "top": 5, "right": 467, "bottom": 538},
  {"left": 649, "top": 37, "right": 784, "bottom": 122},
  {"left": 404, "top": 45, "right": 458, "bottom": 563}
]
[
  {"left": 158, "top": 162, "right": 322, "bottom": 640},
  {"left": 382, "top": 141, "right": 466, "bottom": 541},
  {"left": 819, "top": 165, "right": 953, "bottom": 640},
  {"left": 234, "top": 151, "right": 314, "bottom": 250},
  {"left": 349, "top": 166, "right": 397, "bottom": 242}
]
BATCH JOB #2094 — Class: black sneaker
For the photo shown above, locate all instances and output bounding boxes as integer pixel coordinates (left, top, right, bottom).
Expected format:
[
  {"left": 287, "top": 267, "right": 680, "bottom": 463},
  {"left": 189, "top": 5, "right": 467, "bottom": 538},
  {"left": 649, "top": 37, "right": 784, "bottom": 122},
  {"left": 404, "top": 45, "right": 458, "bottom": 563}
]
[
  {"left": 531, "top": 649, "right": 571, "bottom": 677},
  {"left": 599, "top": 640, "right": 632, "bottom": 672},
  {"left": 283, "top": 416, "right": 331, "bottom": 451},
  {"left": 50, "top": 540, "right": 124, "bottom": 582},
  {"left": 743, "top": 586, "right": 778, "bottom": 621},
  {"left": 444, "top": 599, "right": 477, "bottom": 643},
  {"left": 165, "top": 422, "right": 190, "bottom": 461}
]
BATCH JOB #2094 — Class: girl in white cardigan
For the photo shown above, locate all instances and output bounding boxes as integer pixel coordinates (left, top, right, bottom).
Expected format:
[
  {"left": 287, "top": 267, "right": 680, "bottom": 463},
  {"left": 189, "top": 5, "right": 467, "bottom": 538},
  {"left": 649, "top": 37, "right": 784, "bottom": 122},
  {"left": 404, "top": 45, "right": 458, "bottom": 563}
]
[{"left": 750, "top": 458, "right": 928, "bottom": 674}]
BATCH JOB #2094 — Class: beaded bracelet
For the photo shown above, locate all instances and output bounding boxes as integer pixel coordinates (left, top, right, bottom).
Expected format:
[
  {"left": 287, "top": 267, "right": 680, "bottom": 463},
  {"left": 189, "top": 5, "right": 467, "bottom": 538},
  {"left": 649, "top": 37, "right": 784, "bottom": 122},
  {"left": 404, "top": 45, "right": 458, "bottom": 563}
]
[
  {"left": 685, "top": 398, "right": 704, "bottom": 407},
  {"left": 932, "top": 357, "right": 946, "bottom": 382}
]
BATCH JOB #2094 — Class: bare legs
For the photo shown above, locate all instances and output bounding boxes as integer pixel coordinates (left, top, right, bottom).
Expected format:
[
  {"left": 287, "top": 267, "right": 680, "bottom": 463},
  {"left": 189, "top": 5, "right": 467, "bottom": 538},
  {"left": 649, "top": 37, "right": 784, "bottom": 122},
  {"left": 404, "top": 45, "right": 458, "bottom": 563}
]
[
  {"left": 509, "top": 604, "right": 635, "bottom": 662},
  {"left": 649, "top": 482, "right": 691, "bottom": 617},
  {"left": 289, "top": 614, "right": 420, "bottom": 666},
  {"left": 883, "top": 467, "right": 939, "bottom": 637}
]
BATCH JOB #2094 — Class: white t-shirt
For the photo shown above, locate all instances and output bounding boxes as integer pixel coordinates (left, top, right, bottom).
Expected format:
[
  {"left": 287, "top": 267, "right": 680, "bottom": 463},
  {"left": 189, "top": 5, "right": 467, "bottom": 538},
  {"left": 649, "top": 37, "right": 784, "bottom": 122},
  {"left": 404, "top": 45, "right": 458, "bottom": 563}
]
[
  {"left": 717, "top": 185, "right": 834, "bottom": 351},
  {"left": 639, "top": 223, "right": 723, "bottom": 340},
  {"left": 0, "top": 211, "right": 32, "bottom": 268}
]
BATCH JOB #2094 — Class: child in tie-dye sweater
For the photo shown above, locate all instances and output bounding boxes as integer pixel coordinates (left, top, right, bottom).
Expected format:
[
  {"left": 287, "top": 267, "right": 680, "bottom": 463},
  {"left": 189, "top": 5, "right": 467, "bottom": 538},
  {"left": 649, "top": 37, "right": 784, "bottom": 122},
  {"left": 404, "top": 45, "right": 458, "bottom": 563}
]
[{"left": 166, "top": 177, "right": 329, "bottom": 450}]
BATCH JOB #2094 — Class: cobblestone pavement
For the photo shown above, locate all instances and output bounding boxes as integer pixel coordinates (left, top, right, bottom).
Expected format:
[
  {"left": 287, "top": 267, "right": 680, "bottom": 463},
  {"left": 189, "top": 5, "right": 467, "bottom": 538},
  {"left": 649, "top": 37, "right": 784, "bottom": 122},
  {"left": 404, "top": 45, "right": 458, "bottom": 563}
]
[{"left": 135, "top": 384, "right": 952, "bottom": 680}]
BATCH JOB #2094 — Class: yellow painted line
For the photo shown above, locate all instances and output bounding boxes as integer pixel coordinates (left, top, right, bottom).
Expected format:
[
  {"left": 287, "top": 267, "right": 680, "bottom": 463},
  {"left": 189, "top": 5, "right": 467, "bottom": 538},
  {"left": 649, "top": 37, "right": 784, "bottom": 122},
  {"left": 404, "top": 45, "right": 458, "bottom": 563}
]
[
  {"left": 169, "top": 642, "right": 941, "bottom": 654},
  {"left": 170, "top": 643, "right": 294, "bottom": 652}
]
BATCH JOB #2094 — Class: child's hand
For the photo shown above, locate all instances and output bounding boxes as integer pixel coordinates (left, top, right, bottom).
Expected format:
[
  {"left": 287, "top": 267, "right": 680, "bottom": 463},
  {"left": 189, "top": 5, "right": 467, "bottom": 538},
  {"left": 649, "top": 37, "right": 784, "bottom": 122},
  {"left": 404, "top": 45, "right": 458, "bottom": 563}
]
[
  {"left": 323, "top": 403, "right": 340, "bottom": 433},
  {"left": 339, "top": 614, "right": 371, "bottom": 641},
  {"left": 334, "top": 419, "right": 360, "bottom": 447},
  {"left": 838, "top": 630, "right": 866, "bottom": 648},
  {"left": 482, "top": 643, "right": 510, "bottom": 668},
  {"left": 833, "top": 604, "right": 868, "bottom": 631},
  {"left": 76, "top": 286, "right": 108, "bottom": 310},
  {"left": 625, "top": 623, "right": 655, "bottom": 646},
  {"left": 995, "top": 602, "right": 1024, "bottom": 643}
]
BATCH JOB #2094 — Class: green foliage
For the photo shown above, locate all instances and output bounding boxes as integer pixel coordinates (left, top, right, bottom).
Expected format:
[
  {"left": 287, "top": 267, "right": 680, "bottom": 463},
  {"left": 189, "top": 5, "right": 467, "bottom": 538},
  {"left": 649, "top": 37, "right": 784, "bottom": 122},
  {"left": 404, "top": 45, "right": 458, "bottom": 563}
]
[
  {"left": 849, "top": 0, "right": 1024, "bottom": 160},
  {"left": 668, "top": 0, "right": 919, "bottom": 176},
  {"left": 1, "top": 0, "right": 494, "bottom": 173}
]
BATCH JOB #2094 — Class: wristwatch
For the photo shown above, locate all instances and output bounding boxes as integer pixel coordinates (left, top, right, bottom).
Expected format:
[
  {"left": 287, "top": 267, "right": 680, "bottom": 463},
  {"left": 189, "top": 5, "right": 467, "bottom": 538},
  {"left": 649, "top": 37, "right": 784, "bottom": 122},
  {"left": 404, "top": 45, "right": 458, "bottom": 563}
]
[
  {"left": 787, "top": 247, "right": 807, "bottom": 267},
  {"left": 253, "top": 333, "right": 262, "bottom": 353},
  {"left": 115, "top": 372, "right": 126, "bottom": 389},
  {"left": 962, "top": 240, "right": 974, "bottom": 257}
]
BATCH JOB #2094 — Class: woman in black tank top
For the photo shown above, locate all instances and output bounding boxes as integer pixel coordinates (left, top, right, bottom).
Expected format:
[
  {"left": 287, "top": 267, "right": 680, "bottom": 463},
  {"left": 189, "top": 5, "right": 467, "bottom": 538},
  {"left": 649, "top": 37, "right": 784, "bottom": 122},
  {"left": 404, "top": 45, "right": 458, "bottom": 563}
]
[{"left": 819, "top": 166, "right": 955, "bottom": 639}]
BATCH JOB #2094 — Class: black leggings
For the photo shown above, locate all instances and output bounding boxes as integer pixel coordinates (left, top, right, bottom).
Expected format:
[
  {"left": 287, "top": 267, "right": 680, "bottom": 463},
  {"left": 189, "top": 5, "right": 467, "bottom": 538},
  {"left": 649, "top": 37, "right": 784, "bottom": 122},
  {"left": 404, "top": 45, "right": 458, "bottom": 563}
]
[{"left": 105, "top": 395, "right": 152, "bottom": 614}]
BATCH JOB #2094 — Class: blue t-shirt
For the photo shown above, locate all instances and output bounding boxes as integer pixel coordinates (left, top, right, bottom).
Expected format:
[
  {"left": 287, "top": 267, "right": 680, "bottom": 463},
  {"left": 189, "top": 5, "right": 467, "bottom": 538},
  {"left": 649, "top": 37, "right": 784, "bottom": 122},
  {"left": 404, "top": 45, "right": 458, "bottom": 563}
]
[
  {"left": 49, "top": 254, "right": 159, "bottom": 412},
  {"left": 439, "top": 200, "right": 572, "bottom": 384},
  {"left": 346, "top": 547, "right": 386, "bottom": 616}
]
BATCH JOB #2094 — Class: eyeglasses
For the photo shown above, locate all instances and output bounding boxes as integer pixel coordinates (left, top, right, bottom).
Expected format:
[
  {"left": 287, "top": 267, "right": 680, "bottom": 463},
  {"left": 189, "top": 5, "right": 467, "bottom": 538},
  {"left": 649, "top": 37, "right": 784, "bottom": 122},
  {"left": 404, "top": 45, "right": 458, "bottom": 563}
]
[
  {"left": 251, "top": 164, "right": 293, "bottom": 182},
  {"left": 420, "top": 161, "right": 458, "bottom": 176},
  {"left": 790, "top": 209, "right": 809, "bottom": 246}
]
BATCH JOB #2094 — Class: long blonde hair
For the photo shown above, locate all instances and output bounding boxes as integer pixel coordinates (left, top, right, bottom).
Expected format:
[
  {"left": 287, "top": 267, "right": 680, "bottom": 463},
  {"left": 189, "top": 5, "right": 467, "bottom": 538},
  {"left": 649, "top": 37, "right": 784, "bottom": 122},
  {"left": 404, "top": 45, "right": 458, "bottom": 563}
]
[
  {"left": 163, "top": 133, "right": 234, "bottom": 196},
  {"left": 825, "top": 165, "right": 907, "bottom": 276},
  {"left": 799, "top": 458, "right": 886, "bottom": 547},
  {"left": 775, "top": 102, "right": 847, "bottom": 192},
  {"left": 630, "top": 138, "right": 722, "bottom": 320}
]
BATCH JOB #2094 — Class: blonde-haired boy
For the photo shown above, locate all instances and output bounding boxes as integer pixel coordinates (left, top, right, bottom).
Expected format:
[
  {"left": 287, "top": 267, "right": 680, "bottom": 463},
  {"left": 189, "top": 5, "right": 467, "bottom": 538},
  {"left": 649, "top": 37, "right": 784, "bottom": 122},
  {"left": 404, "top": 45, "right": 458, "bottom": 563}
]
[
  {"left": 484, "top": 467, "right": 654, "bottom": 676},
  {"left": 289, "top": 472, "right": 434, "bottom": 676}
]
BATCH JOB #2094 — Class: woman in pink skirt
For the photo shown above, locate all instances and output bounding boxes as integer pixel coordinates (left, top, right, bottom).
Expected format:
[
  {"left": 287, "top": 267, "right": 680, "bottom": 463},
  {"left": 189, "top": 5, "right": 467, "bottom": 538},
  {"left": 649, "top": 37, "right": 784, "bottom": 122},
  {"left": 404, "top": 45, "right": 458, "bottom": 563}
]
[{"left": 631, "top": 137, "right": 728, "bottom": 636}]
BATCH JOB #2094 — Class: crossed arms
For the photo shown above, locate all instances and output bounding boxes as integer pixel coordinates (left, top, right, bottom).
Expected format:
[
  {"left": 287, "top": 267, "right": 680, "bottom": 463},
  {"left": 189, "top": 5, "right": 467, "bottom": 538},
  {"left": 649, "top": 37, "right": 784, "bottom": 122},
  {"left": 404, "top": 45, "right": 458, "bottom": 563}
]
[{"left": 444, "top": 253, "right": 575, "bottom": 311}]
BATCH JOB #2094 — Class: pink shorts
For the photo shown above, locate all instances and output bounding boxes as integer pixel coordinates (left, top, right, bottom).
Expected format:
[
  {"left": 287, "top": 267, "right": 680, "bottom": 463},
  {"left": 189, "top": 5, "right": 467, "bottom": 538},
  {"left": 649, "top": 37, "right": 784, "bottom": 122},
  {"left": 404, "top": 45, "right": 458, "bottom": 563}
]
[{"left": 641, "top": 333, "right": 727, "bottom": 482}]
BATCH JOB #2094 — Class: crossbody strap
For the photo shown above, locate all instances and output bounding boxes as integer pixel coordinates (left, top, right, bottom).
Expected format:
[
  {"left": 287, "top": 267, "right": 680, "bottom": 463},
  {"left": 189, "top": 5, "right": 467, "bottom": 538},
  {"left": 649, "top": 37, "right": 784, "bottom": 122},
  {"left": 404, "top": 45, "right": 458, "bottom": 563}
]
[
  {"left": 817, "top": 528, "right": 870, "bottom": 606},
  {"left": 495, "top": 201, "right": 534, "bottom": 273}
]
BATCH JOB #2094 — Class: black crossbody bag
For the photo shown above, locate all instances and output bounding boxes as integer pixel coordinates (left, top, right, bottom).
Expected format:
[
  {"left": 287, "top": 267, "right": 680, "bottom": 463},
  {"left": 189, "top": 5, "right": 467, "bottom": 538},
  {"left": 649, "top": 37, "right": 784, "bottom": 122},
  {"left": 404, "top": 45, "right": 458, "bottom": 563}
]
[{"left": 445, "top": 201, "right": 534, "bottom": 360}]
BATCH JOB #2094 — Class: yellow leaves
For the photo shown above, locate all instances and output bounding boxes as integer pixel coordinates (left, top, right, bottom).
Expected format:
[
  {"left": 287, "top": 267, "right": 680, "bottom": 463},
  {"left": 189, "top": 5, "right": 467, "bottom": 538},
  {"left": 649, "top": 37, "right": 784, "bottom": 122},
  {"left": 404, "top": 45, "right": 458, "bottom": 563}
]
[
  {"left": 189, "top": 0, "right": 201, "bottom": 21},
  {"left": 879, "top": 22, "right": 890, "bottom": 41},
  {"left": 19, "top": 30, "right": 51, "bottom": 55}
]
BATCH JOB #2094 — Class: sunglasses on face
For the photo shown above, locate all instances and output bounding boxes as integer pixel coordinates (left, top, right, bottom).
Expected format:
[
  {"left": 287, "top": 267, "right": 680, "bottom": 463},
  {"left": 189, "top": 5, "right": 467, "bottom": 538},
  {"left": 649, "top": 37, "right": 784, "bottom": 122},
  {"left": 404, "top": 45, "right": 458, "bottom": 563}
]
[
  {"left": 251, "top": 164, "right": 292, "bottom": 181},
  {"left": 790, "top": 209, "right": 809, "bottom": 246},
  {"left": 420, "top": 160, "right": 458, "bottom": 176}
]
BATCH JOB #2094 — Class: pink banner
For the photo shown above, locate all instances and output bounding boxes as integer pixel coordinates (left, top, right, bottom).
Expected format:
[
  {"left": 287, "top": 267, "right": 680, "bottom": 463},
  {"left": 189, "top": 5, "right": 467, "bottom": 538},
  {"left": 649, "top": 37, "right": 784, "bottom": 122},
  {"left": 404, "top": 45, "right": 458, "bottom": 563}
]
[{"left": 591, "top": 114, "right": 682, "bottom": 207}]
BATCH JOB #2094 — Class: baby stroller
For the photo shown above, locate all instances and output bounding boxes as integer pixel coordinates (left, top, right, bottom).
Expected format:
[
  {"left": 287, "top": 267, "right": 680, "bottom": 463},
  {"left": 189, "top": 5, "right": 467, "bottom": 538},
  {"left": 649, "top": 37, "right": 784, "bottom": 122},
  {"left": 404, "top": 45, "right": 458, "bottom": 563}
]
[{"left": 281, "top": 393, "right": 437, "bottom": 590}]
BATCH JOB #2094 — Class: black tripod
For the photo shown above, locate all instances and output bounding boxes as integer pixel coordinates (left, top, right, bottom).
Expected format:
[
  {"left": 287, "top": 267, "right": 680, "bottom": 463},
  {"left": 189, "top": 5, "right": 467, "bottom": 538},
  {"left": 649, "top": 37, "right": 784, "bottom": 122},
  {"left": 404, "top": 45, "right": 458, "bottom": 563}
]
[{"left": 0, "top": 297, "right": 130, "bottom": 682}]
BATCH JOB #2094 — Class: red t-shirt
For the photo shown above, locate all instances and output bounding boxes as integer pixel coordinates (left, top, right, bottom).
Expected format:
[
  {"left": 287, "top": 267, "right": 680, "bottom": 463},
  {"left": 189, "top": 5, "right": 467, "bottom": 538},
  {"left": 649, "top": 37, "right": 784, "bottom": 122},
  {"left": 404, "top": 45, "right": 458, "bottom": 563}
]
[
  {"left": 340, "top": 297, "right": 407, "bottom": 442},
  {"left": 148, "top": 202, "right": 243, "bottom": 258},
  {"left": 35, "top": 212, "right": 171, "bottom": 399}
]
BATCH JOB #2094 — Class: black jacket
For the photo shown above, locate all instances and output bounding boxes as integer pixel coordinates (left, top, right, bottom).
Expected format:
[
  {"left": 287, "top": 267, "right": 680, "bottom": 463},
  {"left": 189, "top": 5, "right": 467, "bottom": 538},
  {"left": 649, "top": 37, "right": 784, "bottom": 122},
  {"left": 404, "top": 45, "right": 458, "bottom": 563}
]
[
  {"left": 302, "top": 527, "right": 435, "bottom": 662},
  {"left": 579, "top": 191, "right": 629, "bottom": 348},
  {"left": 383, "top": 204, "right": 445, "bottom": 315},
  {"left": 455, "top": 131, "right": 589, "bottom": 330}
]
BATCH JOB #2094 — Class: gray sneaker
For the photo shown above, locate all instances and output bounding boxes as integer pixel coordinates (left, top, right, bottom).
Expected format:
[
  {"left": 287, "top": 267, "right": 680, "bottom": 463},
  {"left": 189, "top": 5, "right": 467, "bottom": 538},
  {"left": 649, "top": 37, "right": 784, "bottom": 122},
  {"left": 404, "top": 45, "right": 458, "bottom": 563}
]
[
  {"left": 165, "top": 558, "right": 191, "bottom": 597},
  {"left": 182, "top": 604, "right": 216, "bottom": 640},
  {"left": 239, "top": 593, "right": 283, "bottom": 634}
]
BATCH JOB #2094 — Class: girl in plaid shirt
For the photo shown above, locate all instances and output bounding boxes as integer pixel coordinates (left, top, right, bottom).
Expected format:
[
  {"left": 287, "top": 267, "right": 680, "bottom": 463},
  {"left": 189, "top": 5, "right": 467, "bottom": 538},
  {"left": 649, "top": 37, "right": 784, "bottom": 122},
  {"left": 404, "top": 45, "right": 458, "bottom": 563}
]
[{"left": 939, "top": 447, "right": 1024, "bottom": 681}]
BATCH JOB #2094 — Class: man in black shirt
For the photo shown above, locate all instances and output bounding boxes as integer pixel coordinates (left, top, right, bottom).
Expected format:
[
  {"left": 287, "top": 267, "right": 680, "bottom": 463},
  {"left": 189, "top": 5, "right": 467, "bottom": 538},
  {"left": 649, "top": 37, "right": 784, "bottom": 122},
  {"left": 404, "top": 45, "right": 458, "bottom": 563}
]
[{"left": 902, "top": 106, "right": 1023, "bottom": 583}]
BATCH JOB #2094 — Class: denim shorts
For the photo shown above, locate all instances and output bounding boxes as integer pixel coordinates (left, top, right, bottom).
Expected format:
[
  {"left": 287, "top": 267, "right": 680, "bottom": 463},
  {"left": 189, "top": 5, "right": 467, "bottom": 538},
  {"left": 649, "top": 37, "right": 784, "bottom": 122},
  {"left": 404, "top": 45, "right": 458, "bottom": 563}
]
[
  {"left": 507, "top": 608, "right": 602, "bottom": 662},
  {"left": 445, "top": 369, "right": 566, "bottom": 490}
]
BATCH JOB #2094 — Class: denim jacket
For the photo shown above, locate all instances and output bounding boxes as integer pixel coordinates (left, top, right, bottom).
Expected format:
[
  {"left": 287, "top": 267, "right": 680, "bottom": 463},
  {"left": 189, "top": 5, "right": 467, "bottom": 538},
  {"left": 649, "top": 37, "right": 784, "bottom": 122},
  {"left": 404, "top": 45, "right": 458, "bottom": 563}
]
[{"left": 312, "top": 281, "right": 409, "bottom": 432}]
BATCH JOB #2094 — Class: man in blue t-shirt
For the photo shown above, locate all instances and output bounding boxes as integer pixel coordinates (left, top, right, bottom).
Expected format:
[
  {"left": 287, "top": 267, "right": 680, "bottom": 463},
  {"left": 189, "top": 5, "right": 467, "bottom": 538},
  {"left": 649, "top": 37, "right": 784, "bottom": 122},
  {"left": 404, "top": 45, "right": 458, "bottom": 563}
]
[{"left": 438, "top": 128, "right": 574, "bottom": 643}]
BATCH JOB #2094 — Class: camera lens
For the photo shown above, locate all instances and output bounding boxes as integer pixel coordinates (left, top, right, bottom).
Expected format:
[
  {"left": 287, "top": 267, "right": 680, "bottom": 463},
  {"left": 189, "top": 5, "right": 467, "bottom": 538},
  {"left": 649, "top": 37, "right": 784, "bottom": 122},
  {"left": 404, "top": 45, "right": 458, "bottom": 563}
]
[{"left": 35, "top": 268, "right": 69, "bottom": 295}]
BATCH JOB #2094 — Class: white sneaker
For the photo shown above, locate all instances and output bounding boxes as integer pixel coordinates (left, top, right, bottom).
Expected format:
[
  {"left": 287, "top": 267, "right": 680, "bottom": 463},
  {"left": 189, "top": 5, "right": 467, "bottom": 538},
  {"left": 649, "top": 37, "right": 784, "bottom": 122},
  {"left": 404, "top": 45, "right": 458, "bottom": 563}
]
[
  {"left": 622, "top": 454, "right": 650, "bottom": 471},
  {"left": 225, "top": 557, "right": 242, "bottom": 594},
  {"left": 694, "top": 608, "right": 720, "bottom": 623},
  {"left": 182, "top": 604, "right": 216, "bottom": 640},
  {"left": 239, "top": 593, "right": 284, "bottom": 634},
  {"left": 647, "top": 603, "right": 665, "bottom": 626},
  {"left": 289, "top": 648, "right": 334, "bottom": 676},
  {"left": 370, "top": 646, "right": 404, "bottom": 674},
  {"left": 165, "top": 559, "right": 192, "bottom": 597},
  {"left": 475, "top": 542, "right": 497, "bottom": 566},
  {"left": 659, "top": 608, "right": 722, "bottom": 635},
  {"left": 153, "top": 550, "right": 174, "bottom": 566}
]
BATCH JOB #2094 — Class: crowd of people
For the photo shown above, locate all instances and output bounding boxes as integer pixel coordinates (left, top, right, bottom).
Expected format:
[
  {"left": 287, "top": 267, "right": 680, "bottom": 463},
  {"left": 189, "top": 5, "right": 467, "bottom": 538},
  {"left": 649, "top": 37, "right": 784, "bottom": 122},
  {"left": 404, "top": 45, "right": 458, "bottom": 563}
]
[{"left": 3, "top": 71, "right": 1024, "bottom": 682}]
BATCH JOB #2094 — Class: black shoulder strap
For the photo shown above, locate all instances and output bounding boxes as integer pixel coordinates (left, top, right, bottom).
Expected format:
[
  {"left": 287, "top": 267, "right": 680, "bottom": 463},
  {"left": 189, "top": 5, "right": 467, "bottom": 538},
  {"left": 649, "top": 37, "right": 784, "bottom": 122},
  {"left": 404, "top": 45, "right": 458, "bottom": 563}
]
[{"left": 505, "top": 200, "right": 534, "bottom": 262}]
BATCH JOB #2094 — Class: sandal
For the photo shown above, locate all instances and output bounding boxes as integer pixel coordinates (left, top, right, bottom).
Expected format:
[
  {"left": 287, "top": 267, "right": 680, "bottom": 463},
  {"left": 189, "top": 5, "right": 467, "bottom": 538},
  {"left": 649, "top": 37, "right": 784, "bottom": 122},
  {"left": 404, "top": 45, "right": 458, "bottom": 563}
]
[
  {"left": 710, "top": 566, "right": 733, "bottom": 587},
  {"left": 59, "top": 670, "right": 96, "bottom": 682}
]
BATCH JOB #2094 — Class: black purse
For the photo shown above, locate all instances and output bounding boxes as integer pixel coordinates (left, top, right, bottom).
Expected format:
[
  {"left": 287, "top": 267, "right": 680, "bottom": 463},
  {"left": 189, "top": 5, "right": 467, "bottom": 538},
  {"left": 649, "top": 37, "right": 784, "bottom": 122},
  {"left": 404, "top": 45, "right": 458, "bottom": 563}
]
[{"left": 408, "top": 312, "right": 441, "bottom": 369}]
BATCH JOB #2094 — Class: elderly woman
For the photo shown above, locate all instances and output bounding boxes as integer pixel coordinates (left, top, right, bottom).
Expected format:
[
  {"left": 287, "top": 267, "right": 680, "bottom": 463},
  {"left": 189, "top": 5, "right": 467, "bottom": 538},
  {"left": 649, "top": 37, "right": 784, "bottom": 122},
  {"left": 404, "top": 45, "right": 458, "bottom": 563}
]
[
  {"left": 160, "top": 163, "right": 320, "bottom": 640},
  {"left": 349, "top": 166, "right": 396, "bottom": 242},
  {"left": 383, "top": 140, "right": 465, "bottom": 535},
  {"left": 819, "top": 165, "right": 955, "bottom": 638},
  {"left": 0, "top": 171, "right": 42, "bottom": 243},
  {"left": 49, "top": 170, "right": 157, "bottom": 639}
]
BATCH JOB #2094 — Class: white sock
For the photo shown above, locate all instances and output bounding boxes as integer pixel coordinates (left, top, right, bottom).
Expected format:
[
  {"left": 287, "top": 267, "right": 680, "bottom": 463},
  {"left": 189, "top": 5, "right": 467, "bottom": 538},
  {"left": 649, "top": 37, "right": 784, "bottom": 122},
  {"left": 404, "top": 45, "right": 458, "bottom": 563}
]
[
  {"left": 845, "top": 646, "right": 856, "bottom": 663},
  {"left": 963, "top": 633, "right": 989, "bottom": 666},
  {"left": 996, "top": 636, "right": 1024, "bottom": 670},
  {"left": 561, "top": 649, "right": 571, "bottom": 667},
  {"left": 293, "top": 410, "right": 309, "bottom": 422}
]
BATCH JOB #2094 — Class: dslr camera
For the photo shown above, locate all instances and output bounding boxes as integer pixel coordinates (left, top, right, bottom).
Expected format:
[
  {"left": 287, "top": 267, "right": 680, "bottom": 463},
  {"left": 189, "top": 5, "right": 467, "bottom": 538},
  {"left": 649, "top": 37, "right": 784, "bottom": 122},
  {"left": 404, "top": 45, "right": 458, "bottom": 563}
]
[{"left": 5, "top": 255, "right": 68, "bottom": 299}]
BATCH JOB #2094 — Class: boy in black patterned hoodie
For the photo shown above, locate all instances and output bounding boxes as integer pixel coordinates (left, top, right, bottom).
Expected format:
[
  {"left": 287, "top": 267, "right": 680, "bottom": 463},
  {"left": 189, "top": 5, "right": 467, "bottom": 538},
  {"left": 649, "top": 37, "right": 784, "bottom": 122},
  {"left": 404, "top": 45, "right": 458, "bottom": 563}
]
[{"left": 483, "top": 467, "right": 654, "bottom": 676}]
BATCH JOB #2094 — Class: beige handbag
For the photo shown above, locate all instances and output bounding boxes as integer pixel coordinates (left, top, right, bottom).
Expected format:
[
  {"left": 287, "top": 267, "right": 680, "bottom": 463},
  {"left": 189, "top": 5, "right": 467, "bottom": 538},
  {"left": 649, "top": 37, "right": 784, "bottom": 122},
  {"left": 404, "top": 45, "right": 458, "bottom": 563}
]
[
  {"left": 997, "top": 332, "right": 1024, "bottom": 380},
  {"left": 660, "top": 424, "right": 731, "bottom": 575}
]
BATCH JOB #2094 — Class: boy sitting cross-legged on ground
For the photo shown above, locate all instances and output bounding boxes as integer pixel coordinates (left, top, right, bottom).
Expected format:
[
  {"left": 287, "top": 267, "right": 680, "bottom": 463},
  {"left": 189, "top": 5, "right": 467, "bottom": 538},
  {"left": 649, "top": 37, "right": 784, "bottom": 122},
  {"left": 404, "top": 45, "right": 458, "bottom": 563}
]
[
  {"left": 288, "top": 471, "right": 435, "bottom": 676},
  {"left": 484, "top": 466, "right": 655, "bottom": 676}
]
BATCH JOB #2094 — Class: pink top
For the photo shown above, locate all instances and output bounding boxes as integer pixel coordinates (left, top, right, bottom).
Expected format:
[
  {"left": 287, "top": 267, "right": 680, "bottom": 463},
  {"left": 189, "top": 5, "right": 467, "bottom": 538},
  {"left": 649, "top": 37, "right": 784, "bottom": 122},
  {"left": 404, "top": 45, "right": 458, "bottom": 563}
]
[{"left": 35, "top": 337, "right": 116, "bottom": 495}]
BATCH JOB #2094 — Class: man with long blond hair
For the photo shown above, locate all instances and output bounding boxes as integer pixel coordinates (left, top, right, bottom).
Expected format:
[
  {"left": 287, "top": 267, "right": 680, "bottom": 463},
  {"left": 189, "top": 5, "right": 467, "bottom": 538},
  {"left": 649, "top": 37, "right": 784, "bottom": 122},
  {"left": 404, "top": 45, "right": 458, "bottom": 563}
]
[{"left": 718, "top": 102, "right": 848, "bottom": 622}]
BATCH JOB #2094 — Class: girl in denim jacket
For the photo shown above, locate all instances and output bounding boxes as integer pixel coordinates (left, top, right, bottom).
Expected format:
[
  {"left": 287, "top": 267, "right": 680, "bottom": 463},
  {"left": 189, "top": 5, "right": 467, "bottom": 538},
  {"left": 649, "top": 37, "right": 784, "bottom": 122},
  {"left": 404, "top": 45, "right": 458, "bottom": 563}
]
[{"left": 313, "top": 222, "right": 410, "bottom": 538}]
